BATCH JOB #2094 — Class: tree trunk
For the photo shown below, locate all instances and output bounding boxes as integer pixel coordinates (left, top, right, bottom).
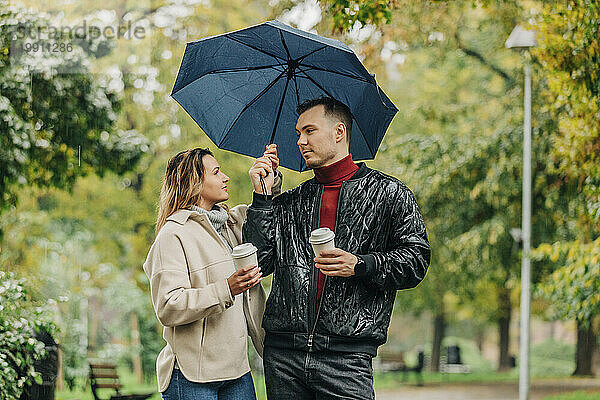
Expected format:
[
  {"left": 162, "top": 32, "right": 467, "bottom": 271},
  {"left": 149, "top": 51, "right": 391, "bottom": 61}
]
[
  {"left": 88, "top": 295, "right": 99, "bottom": 353},
  {"left": 431, "top": 310, "right": 446, "bottom": 372},
  {"left": 130, "top": 312, "right": 143, "bottom": 384},
  {"left": 56, "top": 346, "right": 64, "bottom": 391},
  {"left": 497, "top": 288, "right": 512, "bottom": 371},
  {"left": 476, "top": 328, "right": 485, "bottom": 353},
  {"left": 573, "top": 318, "right": 596, "bottom": 376}
]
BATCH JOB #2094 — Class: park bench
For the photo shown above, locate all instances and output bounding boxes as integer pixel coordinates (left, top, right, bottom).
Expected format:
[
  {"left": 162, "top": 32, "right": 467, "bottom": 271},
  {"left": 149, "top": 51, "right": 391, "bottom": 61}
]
[
  {"left": 89, "top": 363, "right": 153, "bottom": 400},
  {"left": 376, "top": 351, "right": 424, "bottom": 386}
]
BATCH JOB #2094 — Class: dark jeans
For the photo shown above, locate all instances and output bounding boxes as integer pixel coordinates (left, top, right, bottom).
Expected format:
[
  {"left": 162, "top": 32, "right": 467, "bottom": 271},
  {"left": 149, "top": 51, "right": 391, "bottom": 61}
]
[
  {"left": 162, "top": 369, "right": 256, "bottom": 400},
  {"left": 263, "top": 345, "right": 374, "bottom": 400}
]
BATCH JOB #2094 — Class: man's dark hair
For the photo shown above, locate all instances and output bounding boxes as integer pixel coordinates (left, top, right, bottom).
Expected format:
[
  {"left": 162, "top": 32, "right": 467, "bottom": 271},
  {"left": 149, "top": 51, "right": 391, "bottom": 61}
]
[{"left": 297, "top": 97, "right": 353, "bottom": 144}]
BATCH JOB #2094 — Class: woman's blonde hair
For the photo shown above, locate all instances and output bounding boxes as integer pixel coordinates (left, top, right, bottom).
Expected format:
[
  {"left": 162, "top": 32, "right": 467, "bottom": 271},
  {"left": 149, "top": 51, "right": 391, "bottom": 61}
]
[{"left": 155, "top": 147, "right": 213, "bottom": 235}]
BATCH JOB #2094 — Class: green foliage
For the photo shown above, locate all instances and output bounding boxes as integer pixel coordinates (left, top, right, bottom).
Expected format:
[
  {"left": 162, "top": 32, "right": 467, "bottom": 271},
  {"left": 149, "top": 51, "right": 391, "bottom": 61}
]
[
  {"left": 1, "top": 0, "right": 280, "bottom": 390},
  {"left": 0, "top": 271, "right": 57, "bottom": 400},
  {"left": 2, "top": 0, "right": 597, "bottom": 390},
  {"left": 534, "top": 238, "right": 600, "bottom": 325},
  {"left": 0, "top": 0, "right": 149, "bottom": 221},
  {"left": 323, "top": 0, "right": 393, "bottom": 32},
  {"left": 531, "top": 1, "right": 600, "bottom": 333},
  {"left": 534, "top": 0, "right": 600, "bottom": 226}
]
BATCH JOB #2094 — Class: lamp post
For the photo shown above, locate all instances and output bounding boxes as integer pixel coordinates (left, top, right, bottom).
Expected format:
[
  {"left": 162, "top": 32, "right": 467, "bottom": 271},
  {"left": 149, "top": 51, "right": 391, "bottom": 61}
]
[{"left": 506, "top": 24, "right": 537, "bottom": 400}]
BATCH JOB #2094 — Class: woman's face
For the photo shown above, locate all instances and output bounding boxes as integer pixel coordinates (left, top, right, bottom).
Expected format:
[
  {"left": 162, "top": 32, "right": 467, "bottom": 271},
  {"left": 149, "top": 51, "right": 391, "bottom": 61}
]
[{"left": 198, "top": 155, "right": 229, "bottom": 209}]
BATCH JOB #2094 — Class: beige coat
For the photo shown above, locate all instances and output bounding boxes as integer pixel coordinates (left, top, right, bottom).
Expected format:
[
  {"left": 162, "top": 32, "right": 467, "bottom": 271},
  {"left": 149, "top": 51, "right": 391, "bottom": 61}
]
[{"left": 143, "top": 205, "right": 266, "bottom": 392}]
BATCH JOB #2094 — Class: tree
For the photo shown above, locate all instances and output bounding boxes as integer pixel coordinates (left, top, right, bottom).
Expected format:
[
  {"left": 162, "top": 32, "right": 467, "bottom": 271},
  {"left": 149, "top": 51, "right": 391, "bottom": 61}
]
[
  {"left": 535, "top": 239, "right": 600, "bottom": 376},
  {"left": 316, "top": 0, "right": 588, "bottom": 373},
  {"left": 0, "top": 0, "right": 148, "bottom": 226},
  {"left": 2, "top": 0, "right": 290, "bottom": 387},
  {"left": 533, "top": 0, "right": 600, "bottom": 376},
  {"left": 0, "top": 272, "right": 57, "bottom": 400},
  {"left": 353, "top": 1, "right": 528, "bottom": 370}
]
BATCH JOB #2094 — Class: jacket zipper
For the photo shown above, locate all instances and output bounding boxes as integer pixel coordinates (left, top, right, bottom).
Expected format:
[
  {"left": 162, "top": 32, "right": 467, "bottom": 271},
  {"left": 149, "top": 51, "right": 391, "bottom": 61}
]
[
  {"left": 307, "top": 185, "right": 323, "bottom": 347},
  {"left": 307, "top": 180, "right": 346, "bottom": 352}
]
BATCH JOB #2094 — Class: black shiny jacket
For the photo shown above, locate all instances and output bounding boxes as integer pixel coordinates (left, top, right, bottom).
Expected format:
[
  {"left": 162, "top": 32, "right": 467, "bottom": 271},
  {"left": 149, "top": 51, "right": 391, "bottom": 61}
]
[{"left": 242, "top": 163, "right": 430, "bottom": 356}]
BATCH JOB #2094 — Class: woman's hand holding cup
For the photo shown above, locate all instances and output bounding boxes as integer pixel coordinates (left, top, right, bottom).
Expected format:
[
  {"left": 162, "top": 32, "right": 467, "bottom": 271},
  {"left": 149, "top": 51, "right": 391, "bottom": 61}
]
[{"left": 228, "top": 266, "right": 262, "bottom": 296}]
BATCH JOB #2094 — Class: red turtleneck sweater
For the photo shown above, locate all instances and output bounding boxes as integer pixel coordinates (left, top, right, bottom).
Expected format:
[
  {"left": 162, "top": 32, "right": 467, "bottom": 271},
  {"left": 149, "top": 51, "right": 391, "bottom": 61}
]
[{"left": 314, "top": 154, "right": 359, "bottom": 311}]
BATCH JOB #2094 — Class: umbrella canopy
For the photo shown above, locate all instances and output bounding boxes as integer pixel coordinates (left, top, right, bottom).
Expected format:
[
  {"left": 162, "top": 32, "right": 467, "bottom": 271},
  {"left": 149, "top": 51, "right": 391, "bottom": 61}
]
[{"left": 171, "top": 20, "right": 398, "bottom": 171}]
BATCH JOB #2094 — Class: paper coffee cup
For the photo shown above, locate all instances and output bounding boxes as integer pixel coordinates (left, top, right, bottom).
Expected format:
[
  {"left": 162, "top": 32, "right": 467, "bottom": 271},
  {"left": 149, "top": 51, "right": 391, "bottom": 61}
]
[
  {"left": 231, "top": 243, "right": 258, "bottom": 269},
  {"left": 309, "top": 227, "right": 335, "bottom": 257}
]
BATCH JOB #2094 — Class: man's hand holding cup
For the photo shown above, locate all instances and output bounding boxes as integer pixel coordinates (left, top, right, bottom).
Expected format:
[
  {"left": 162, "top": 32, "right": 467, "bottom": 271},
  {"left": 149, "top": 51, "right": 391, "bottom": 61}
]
[
  {"left": 314, "top": 248, "right": 359, "bottom": 278},
  {"left": 310, "top": 227, "right": 358, "bottom": 278}
]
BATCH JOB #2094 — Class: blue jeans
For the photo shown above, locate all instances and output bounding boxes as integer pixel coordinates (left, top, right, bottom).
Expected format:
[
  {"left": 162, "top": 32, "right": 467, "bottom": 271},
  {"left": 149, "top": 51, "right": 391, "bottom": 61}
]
[
  {"left": 263, "top": 345, "right": 374, "bottom": 399},
  {"left": 162, "top": 369, "right": 257, "bottom": 400}
]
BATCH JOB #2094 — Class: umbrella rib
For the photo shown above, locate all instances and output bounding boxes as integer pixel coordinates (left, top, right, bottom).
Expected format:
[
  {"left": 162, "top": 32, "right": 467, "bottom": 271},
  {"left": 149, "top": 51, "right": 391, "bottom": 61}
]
[
  {"left": 299, "top": 65, "right": 397, "bottom": 111},
  {"left": 292, "top": 71, "right": 301, "bottom": 108},
  {"left": 225, "top": 35, "right": 287, "bottom": 64},
  {"left": 269, "top": 76, "right": 291, "bottom": 145},
  {"left": 297, "top": 64, "right": 371, "bottom": 84},
  {"left": 204, "top": 64, "right": 284, "bottom": 75},
  {"left": 217, "top": 69, "right": 288, "bottom": 147},
  {"left": 279, "top": 30, "right": 292, "bottom": 60},
  {"left": 296, "top": 45, "right": 328, "bottom": 63},
  {"left": 172, "top": 65, "right": 285, "bottom": 96},
  {"left": 297, "top": 67, "right": 376, "bottom": 158}
]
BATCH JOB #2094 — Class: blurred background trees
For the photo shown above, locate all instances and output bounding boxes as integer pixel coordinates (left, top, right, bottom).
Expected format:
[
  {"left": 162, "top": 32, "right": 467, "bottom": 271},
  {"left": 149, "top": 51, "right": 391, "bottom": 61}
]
[{"left": 1, "top": 0, "right": 598, "bottom": 397}]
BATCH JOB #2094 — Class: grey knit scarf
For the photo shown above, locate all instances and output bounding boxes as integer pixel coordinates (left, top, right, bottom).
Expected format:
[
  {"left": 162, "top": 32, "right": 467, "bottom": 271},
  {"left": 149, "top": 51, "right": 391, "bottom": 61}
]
[{"left": 188, "top": 204, "right": 229, "bottom": 234}]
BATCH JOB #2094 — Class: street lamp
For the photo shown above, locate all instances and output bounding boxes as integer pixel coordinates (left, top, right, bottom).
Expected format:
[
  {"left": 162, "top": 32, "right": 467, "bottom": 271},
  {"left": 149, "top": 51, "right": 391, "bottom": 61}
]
[{"left": 506, "top": 24, "right": 537, "bottom": 400}]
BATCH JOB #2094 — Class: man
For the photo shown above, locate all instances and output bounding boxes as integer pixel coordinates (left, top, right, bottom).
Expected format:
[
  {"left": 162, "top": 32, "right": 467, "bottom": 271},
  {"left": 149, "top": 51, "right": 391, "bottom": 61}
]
[{"left": 243, "top": 97, "right": 430, "bottom": 399}]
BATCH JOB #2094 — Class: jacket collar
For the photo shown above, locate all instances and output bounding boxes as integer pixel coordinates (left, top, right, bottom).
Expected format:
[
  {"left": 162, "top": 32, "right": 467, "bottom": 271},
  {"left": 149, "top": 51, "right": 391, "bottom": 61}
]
[
  {"left": 167, "top": 208, "right": 235, "bottom": 226},
  {"left": 352, "top": 162, "right": 371, "bottom": 179},
  {"left": 307, "top": 162, "right": 371, "bottom": 184},
  {"left": 166, "top": 209, "right": 205, "bottom": 225}
]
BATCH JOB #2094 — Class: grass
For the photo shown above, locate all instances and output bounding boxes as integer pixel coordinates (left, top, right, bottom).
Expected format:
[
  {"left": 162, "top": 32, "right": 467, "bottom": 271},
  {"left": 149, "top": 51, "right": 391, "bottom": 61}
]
[
  {"left": 56, "top": 366, "right": 160, "bottom": 400},
  {"left": 57, "top": 369, "right": 584, "bottom": 400},
  {"left": 55, "top": 338, "right": 584, "bottom": 400},
  {"left": 372, "top": 337, "right": 578, "bottom": 390},
  {"left": 542, "top": 391, "right": 600, "bottom": 400}
]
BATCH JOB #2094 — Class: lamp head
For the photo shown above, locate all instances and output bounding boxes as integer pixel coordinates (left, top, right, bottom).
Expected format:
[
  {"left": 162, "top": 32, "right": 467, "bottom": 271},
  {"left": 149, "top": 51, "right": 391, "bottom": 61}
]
[{"left": 505, "top": 24, "right": 537, "bottom": 49}]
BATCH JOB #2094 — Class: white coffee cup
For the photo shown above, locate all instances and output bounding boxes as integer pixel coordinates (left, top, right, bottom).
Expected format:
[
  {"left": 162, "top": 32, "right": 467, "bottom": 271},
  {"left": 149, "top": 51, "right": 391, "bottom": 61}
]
[
  {"left": 309, "top": 227, "right": 335, "bottom": 257},
  {"left": 231, "top": 243, "right": 258, "bottom": 270}
]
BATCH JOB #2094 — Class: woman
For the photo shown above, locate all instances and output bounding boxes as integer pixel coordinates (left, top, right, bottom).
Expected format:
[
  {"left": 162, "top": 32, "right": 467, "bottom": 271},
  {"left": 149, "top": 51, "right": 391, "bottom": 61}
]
[{"left": 143, "top": 145, "right": 280, "bottom": 399}]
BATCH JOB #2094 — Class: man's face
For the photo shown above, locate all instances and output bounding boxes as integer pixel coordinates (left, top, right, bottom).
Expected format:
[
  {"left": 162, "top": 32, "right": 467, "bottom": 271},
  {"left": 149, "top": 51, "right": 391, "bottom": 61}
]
[{"left": 296, "top": 105, "right": 339, "bottom": 169}]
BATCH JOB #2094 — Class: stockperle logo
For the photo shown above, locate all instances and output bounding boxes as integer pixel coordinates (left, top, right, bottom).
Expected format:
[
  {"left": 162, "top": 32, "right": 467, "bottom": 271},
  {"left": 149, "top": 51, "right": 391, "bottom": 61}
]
[{"left": 12, "top": 19, "right": 147, "bottom": 42}]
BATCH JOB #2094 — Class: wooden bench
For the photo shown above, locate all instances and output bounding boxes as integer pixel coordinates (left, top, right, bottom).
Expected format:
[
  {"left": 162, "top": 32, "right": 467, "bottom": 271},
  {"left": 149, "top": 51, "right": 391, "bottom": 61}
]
[{"left": 89, "top": 363, "right": 153, "bottom": 400}]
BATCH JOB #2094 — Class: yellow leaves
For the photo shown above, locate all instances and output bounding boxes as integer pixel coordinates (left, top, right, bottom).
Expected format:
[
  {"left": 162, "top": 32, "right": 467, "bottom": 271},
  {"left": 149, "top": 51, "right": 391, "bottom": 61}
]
[
  {"left": 566, "top": 243, "right": 578, "bottom": 260},
  {"left": 470, "top": 183, "right": 481, "bottom": 200},
  {"left": 550, "top": 245, "right": 561, "bottom": 262},
  {"left": 489, "top": 226, "right": 498, "bottom": 245},
  {"left": 536, "top": 243, "right": 553, "bottom": 255}
]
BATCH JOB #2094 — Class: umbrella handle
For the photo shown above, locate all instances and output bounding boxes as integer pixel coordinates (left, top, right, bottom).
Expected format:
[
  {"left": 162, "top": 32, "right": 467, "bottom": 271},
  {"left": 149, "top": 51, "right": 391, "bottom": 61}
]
[{"left": 259, "top": 175, "right": 267, "bottom": 196}]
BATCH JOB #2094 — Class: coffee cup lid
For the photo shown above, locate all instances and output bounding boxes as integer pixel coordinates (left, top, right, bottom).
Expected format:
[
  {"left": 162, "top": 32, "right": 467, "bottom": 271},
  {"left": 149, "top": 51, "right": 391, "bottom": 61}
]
[
  {"left": 231, "top": 243, "right": 258, "bottom": 258},
  {"left": 309, "top": 227, "right": 335, "bottom": 245}
]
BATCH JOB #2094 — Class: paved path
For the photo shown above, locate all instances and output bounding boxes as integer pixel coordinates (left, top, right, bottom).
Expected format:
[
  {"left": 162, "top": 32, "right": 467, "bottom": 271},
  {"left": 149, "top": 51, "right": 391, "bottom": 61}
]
[{"left": 376, "top": 378, "right": 600, "bottom": 400}]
